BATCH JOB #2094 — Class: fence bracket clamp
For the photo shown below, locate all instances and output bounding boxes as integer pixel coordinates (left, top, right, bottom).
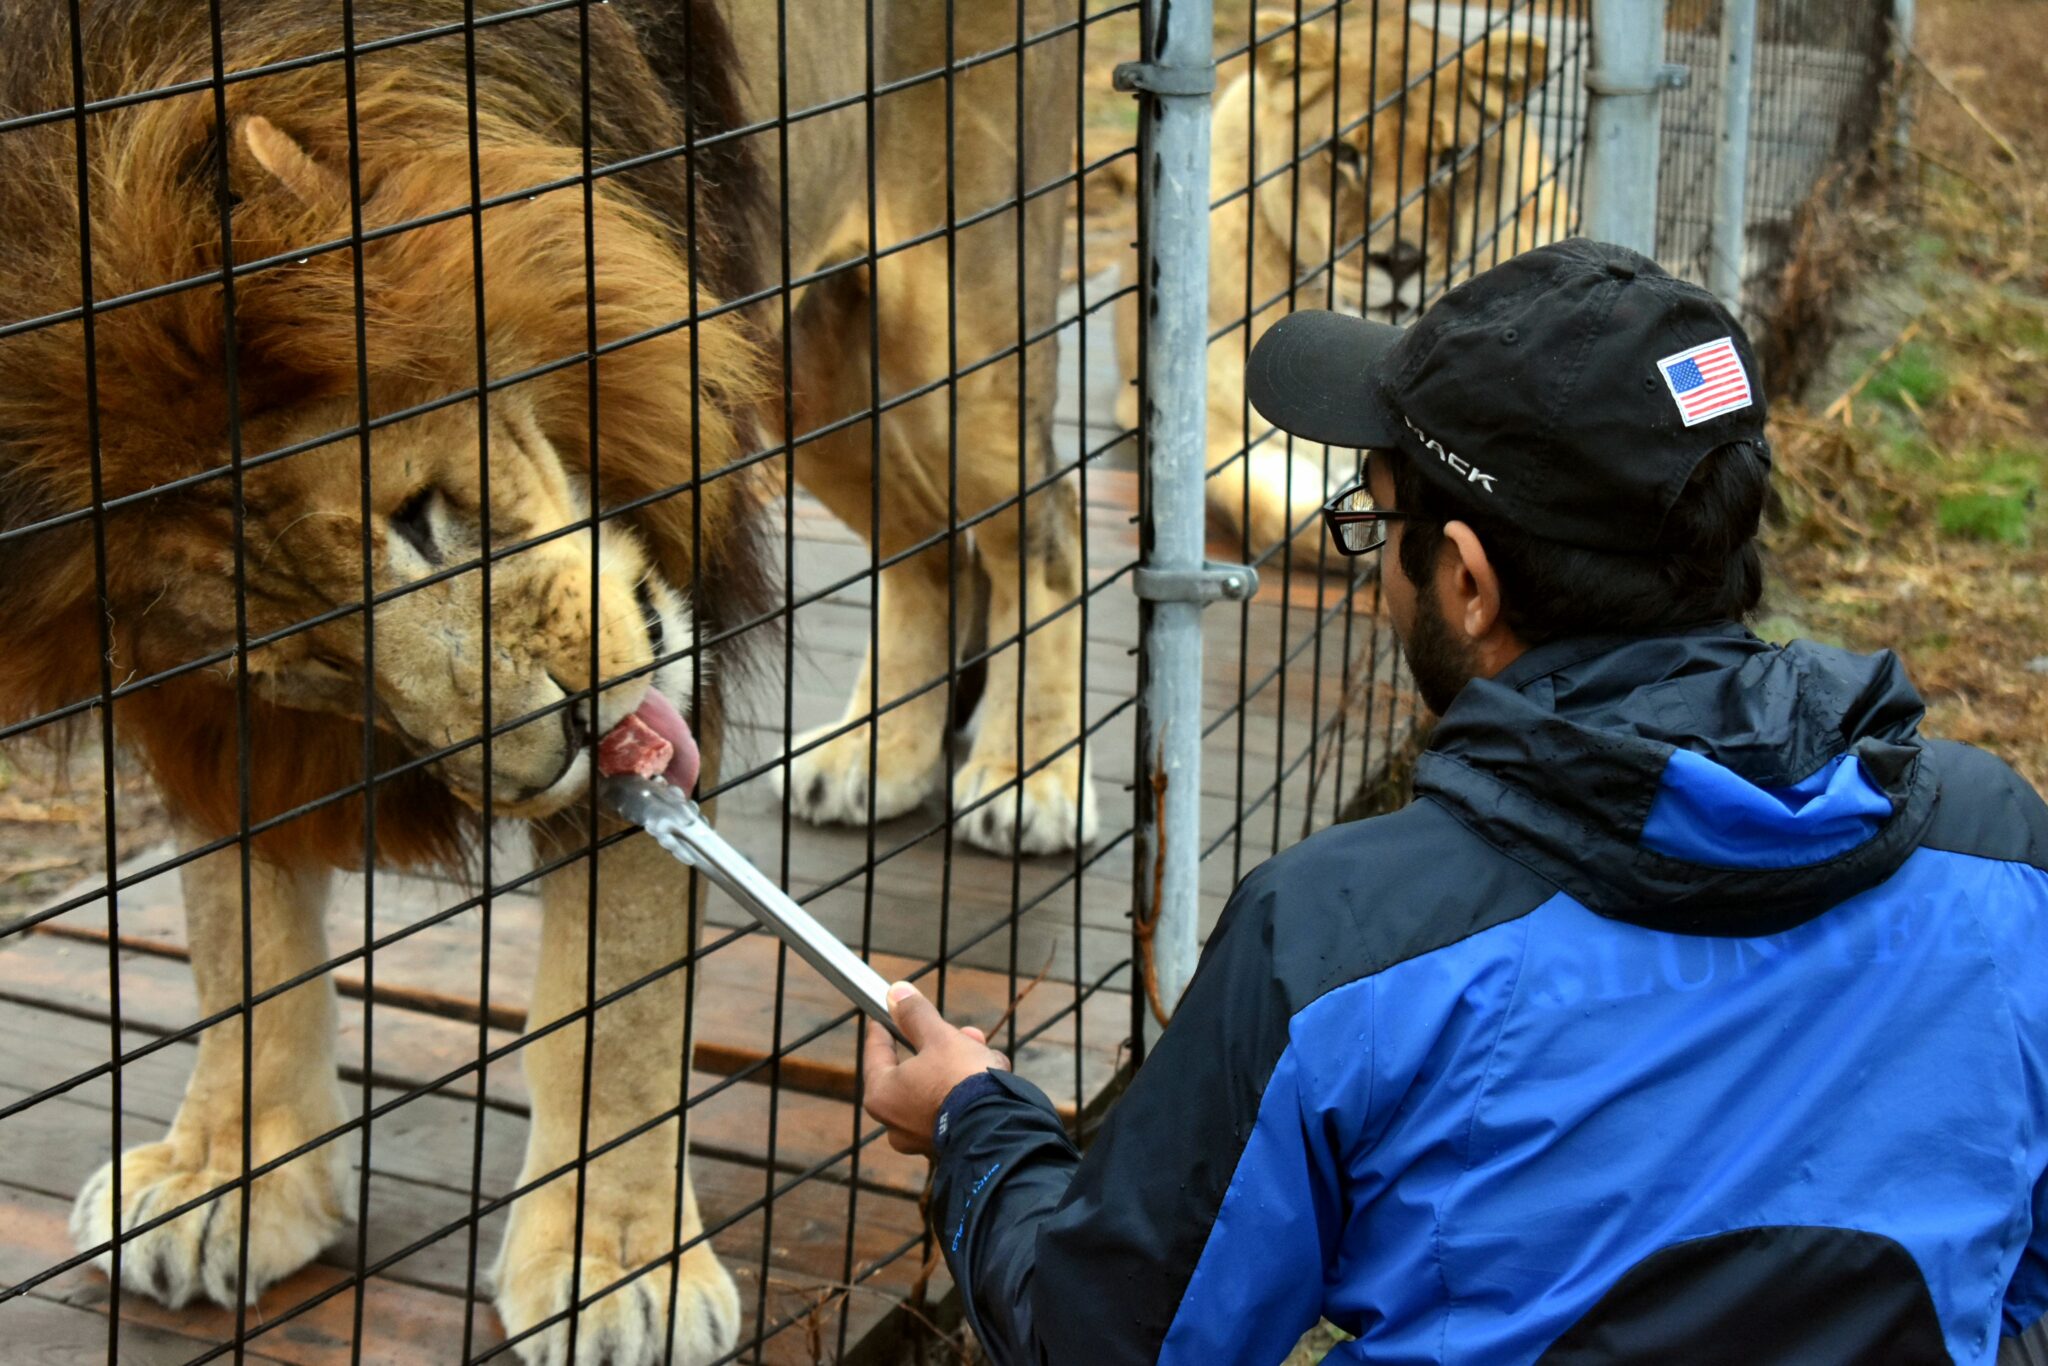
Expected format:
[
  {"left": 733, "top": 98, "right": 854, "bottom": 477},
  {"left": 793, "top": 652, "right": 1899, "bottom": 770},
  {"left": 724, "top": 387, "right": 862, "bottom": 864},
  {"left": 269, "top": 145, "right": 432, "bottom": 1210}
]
[
  {"left": 1133, "top": 561, "right": 1260, "bottom": 606},
  {"left": 1113, "top": 60, "right": 1216, "bottom": 98},
  {"left": 1584, "top": 63, "right": 1689, "bottom": 96}
]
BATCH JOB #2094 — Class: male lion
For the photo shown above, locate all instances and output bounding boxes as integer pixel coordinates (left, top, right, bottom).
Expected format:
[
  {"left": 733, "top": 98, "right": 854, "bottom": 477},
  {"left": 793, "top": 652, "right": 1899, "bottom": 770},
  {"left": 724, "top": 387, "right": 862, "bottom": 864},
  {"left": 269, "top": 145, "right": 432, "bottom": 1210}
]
[
  {"left": 733, "top": 0, "right": 1093, "bottom": 856},
  {"left": 1116, "top": 7, "right": 1565, "bottom": 566},
  {"left": 0, "top": 0, "right": 1079, "bottom": 1361}
]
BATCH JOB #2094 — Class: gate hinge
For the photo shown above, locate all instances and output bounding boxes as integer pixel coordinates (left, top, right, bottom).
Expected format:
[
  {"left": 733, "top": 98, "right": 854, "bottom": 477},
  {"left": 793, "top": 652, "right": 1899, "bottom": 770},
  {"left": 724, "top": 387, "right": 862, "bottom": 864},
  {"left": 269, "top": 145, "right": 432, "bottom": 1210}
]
[
  {"left": 1113, "top": 60, "right": 1217, "bottom": 98},
  {"left": 1584, "top": 62, "right": 1689, "bottom": 96},
  {"left": 1133, "top": 561, "right": 1260, "bottom": 605}
]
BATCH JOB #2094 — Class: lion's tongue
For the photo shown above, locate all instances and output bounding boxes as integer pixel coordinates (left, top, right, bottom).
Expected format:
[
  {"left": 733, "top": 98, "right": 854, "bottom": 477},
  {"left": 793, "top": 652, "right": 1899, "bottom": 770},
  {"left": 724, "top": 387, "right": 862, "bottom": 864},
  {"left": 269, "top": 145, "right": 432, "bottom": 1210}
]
[{"left": 624, "top": 689, "right": 700, "bottom": 794}]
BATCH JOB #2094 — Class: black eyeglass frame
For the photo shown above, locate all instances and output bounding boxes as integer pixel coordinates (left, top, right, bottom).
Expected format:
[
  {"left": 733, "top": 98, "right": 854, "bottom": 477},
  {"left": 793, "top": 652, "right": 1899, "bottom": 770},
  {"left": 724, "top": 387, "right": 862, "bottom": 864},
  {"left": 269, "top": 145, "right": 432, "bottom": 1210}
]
[{"left": 1320, "top": 476, "right": 1425, "bottom": 556}]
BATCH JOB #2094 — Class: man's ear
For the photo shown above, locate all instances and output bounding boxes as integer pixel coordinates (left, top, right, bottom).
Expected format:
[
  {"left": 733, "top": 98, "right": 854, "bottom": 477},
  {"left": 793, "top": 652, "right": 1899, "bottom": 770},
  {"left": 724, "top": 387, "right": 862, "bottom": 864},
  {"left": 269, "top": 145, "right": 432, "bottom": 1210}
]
[
  {"left": 237, "top": 115, "right": 345, "bottom": 211},
  {"left": 1440, "top": 519, "right": 1505, "bottom": 644}
]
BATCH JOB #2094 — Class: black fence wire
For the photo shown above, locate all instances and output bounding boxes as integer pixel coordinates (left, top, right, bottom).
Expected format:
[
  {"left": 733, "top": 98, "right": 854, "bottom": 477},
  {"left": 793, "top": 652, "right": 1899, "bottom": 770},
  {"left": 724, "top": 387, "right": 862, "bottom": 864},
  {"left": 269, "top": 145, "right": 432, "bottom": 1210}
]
[{"left": 0, "top": 1, "right": 1893, "bottom": 1363}]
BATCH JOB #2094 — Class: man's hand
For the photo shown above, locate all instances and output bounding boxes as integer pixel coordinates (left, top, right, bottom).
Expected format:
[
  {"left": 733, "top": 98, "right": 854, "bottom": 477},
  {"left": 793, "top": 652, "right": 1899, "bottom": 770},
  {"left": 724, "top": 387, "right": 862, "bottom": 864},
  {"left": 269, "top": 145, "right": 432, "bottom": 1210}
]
[{"left": 861, "top": 981, "right": 1010, "bottom": 1157}]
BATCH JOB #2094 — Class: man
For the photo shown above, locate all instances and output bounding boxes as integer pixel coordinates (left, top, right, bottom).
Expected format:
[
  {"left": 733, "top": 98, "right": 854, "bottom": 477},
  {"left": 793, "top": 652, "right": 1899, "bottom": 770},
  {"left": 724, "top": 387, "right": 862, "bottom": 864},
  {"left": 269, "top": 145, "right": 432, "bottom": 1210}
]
[{"left": 861, "top": 239, "right": 2048, "bottom": 1363}]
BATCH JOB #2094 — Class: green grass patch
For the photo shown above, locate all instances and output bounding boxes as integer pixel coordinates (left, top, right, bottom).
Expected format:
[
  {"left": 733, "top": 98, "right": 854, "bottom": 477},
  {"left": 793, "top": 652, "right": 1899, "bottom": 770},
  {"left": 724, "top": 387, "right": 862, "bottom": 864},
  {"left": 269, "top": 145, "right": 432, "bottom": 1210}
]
[
  {"left": 1971, "top": 303, "right": 2048, "bottom": 355},
  {"left": 1938, "top": 488, "right": 2034, "bottom": 545},
  {"left": 1935, "top": 446, "right": 2041, "bottom": 546},
  {"left": 2009, "top": 311, "right": 2048, "bottom": 355},
  {"left": 1906, "top": 230, "right": 1951, "bottom": 266},
  {"left": 1864, "top": 342, "right": 1948, "bottom": 411}
]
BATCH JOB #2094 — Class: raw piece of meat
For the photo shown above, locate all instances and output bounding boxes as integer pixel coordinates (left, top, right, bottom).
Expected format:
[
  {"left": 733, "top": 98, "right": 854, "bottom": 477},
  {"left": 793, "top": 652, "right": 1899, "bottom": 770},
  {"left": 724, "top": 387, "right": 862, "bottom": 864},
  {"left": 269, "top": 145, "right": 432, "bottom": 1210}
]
[
  {"left": 598, "top": 713, "right": 673, "bottom": 779},
  {"left": 595, "top": 688, "right": 701, "bottom": 792}
]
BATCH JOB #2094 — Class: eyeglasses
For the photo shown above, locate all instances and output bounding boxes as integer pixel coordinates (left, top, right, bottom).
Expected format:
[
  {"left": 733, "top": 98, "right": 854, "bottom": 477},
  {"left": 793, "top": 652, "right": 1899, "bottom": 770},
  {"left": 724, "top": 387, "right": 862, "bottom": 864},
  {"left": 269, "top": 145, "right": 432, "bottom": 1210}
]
[{"left": 1321, "top": 477, "right": 1424, "bottom": 555}]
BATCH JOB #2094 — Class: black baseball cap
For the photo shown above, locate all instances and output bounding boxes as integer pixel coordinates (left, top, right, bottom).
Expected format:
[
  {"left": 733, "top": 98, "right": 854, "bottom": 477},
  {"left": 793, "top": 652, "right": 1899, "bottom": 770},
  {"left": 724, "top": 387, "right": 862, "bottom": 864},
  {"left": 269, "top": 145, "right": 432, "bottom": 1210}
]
[{"left": 1244, "top": 238, "right": 1770, "bottom": 553}]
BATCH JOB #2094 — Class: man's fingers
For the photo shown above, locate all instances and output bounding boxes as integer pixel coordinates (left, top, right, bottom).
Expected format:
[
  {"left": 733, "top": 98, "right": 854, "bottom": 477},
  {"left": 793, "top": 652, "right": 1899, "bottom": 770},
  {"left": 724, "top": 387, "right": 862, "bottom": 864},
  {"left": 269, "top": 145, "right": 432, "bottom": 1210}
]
[
  {"left": 860, "top": 1018, "right": 898, "bottom": 1087},
  {"left": 886, "top": 981, "right": 950, "bottom": 1047},
  {"left": 961, "top": 1026, "right": 987, "bottom": 1044}
]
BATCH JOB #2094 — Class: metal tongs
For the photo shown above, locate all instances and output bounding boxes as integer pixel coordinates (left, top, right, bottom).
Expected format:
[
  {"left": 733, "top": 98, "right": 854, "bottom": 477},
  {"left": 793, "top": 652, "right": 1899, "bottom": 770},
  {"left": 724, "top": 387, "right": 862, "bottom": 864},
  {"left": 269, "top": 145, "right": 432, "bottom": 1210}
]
[{"left": 603, "top": 775, "right": 913, "bottom": 1049}]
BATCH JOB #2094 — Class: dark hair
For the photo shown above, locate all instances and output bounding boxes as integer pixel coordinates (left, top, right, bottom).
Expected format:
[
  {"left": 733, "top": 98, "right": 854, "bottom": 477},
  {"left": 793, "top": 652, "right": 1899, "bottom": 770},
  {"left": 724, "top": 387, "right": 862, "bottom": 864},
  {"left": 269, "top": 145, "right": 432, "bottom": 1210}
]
[{"left": 1388, "top": 441, "right": 1771, "bottom": 646}]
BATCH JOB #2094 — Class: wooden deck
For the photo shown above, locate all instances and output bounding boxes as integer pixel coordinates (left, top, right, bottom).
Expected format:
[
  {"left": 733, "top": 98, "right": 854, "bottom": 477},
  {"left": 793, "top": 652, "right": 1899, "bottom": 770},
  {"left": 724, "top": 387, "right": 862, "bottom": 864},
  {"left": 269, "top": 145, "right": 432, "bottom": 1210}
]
[{"left": 0, "top": 305, "right": 1417, "bottom": 1361}]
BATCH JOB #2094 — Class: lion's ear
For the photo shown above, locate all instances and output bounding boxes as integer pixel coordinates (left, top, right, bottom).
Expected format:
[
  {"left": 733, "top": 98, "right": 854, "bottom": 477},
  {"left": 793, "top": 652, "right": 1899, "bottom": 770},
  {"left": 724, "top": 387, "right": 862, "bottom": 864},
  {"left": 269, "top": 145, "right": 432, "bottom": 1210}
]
[
  {"left": 1460, "top": 31, "right": 1549, "bottom": 121},
  {"left": 1253, "top": 9, "right": 1338, "bottom": 82},
  {"left": 238, "top": 115, "right": 345, "bottom": 210}
]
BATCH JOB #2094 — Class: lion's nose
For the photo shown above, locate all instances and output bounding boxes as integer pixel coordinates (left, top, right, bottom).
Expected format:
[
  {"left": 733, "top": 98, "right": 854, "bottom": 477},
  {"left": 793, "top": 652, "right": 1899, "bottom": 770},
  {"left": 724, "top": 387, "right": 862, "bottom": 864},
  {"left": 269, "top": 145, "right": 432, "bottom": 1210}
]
[{"left": 1370, "top": 240, "right": 1426, "bottom": 284}]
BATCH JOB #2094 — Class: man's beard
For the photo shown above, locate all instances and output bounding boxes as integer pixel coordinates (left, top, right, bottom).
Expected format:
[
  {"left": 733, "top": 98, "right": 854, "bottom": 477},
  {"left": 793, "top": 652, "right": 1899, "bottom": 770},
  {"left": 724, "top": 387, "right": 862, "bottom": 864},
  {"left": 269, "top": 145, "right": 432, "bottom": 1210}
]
[{"left": 1403, "top": 583, "right": 1482, "bottom": 717}]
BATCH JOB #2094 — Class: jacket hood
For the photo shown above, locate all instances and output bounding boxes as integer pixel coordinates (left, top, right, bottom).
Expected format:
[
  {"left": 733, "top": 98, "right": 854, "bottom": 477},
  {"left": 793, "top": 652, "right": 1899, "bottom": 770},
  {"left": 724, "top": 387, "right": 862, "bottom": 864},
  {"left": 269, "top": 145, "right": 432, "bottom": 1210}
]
[{"left": 1413, "top": 624, "right": 1939, "bottom": 934}]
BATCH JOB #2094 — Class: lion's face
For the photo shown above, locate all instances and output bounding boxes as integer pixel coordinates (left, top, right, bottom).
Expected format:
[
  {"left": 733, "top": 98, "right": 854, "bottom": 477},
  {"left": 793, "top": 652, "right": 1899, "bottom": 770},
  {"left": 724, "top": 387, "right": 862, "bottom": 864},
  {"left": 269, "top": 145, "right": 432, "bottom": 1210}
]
[
  {"left": 1, "top": 102, "right": 767, "bottom": 858},
  {"left": 168, "top": 393, "right": 698, "bottom": 820},
  {"left": 1251, "top": 11, "right": 1552, "bottom": 322}
]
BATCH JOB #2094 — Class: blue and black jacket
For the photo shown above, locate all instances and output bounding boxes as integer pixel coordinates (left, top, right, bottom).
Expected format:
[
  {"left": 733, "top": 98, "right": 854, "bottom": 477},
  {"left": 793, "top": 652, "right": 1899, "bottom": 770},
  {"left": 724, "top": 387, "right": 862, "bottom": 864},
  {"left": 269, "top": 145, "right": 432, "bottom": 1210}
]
[{"left": 930, "top": 626, "right": 2048, "bottom": 1364}]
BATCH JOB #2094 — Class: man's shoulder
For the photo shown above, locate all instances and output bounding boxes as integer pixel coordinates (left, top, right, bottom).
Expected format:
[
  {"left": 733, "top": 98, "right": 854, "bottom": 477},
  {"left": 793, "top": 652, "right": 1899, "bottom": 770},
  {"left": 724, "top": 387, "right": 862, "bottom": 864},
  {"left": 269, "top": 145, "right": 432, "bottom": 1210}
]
[
  {"left": 1921, "top": 739, "right": 2048, "bottom": 875},
  {"left": 1213, "top": 797, "right": 1558, "bottom": 1006}
]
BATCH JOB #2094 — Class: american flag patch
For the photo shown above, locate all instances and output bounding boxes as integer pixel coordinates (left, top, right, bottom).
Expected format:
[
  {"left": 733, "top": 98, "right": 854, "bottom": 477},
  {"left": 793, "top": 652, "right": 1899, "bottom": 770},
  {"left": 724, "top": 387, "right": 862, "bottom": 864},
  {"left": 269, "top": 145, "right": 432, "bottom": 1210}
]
[{"left": 1656, "top": 336, "right": 1752, "bottom": 426}]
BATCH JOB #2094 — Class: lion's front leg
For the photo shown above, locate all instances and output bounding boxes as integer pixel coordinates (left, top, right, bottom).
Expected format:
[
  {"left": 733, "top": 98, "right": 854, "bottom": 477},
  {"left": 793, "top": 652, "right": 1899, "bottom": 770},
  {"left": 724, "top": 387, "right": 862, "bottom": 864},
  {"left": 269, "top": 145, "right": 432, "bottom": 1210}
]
[
  {"left": 71, "top": 842, "right": 347, "bottom": 1308},
  {"left": 496, "top": 823, "right": 738, "bottom": 1366},
  {"left": 777, "top": 544, "right": 956, "bottom": 829},
  {"left": 952, "top": 470, "right": 1100, "bottom": 857}
]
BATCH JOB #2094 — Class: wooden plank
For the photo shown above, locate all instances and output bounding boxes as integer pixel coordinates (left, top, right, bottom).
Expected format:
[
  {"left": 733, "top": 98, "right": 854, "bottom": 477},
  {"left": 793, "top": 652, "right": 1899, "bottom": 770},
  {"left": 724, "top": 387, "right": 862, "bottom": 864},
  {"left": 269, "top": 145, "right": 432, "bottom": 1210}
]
[
  {"left": 0, "top": 935, "right": 940, "bottom": 1198},
  {"left": 2, "top": 1114, "right": 921, "bottom": 1366},
  {"left": 0, "top": 1290, "right": 294, "bottom": 1366},
  {"left": 7, "top": 914, "right": 1120, "bottom": 1121},
  {"left": 21, "top": 862, "right": 1127, "bottom": 1122},
  {"left": 2, "top": 1186, "right": 470, "bottom": 1366},
  {"left": 2, "top": 1123, "right": 918, "bottom": 1365},
  {"left": 0, "top": 1023, "right": 927, "bottom": 1364}
]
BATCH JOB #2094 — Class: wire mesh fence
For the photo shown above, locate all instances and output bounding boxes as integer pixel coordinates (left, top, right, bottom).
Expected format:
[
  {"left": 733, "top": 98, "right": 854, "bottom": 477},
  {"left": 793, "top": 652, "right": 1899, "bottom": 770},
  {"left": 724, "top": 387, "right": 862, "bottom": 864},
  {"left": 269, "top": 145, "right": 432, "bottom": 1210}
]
[
  {"left": 0, "top": 1, "right": 1894, "bottom": 1362},
  {"left": 1181, "top": 0, "right": 1591, "bottom": 935},
  {"left": 1657, "top": 0, "right": 1893, "bottom": 332}
]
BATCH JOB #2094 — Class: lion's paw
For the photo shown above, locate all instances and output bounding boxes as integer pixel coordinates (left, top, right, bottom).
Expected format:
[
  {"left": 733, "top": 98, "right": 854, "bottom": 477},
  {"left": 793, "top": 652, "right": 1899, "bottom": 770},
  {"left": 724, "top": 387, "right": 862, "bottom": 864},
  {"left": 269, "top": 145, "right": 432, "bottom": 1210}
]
[
  {"left": 953, "top": 750, "right": 1098, "bottom": 856},
  {"left": 70, "top": 1136, "right": 346, "bottom": 1309},
  {"left": 774, "top": 719, "right": 940, "bottom": 828},
  {"left": 496, "top": 1245, "right": 740, "bottom": 1366}
]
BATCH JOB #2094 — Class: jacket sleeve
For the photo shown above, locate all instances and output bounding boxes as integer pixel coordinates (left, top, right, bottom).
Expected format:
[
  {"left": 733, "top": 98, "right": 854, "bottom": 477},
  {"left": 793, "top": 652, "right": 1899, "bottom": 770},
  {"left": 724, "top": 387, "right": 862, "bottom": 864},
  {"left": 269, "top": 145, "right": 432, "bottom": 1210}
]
[{"left": 931, "top": 859, "right": 1340, "bottom": 1365}]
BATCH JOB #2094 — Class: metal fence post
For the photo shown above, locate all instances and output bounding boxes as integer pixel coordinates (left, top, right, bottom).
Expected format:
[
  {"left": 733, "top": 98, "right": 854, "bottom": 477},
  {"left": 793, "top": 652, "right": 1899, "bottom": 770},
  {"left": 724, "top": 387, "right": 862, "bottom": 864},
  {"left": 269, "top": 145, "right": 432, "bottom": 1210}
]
[
  {"left": 1120, "top": 0, "right": 1241, "bottom": 1053},
  {"left": 1709, "top": 0, "right": 1757, "bottom": 310},
  {"left": 1583, "top": 0, "right": 1674, "bottom": 255},
  {"left": 1890, "top": 0, "right": 1917, "bottom": 165}
]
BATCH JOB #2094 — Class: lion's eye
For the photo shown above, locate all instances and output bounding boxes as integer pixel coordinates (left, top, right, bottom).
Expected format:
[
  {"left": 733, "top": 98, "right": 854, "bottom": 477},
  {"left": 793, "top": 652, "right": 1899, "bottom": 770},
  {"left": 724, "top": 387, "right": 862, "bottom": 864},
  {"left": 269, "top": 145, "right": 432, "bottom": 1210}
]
[
  {"left": 1332, "top": 141, "right": 1364, "bottom": 177},
  {"left": 1436, "top": 145, "right": 1464, "bottom": 175},
  {"left": 389, "top": 487, "right": 439, "bottom": 560}
]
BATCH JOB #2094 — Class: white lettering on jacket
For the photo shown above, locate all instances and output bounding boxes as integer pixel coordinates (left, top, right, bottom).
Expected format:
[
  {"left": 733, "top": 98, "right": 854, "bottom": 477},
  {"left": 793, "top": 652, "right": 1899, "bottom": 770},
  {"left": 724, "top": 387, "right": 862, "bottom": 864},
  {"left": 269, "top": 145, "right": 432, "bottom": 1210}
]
[{"left": 1401, "top": 413, "right": 1498, "bottom": 493}]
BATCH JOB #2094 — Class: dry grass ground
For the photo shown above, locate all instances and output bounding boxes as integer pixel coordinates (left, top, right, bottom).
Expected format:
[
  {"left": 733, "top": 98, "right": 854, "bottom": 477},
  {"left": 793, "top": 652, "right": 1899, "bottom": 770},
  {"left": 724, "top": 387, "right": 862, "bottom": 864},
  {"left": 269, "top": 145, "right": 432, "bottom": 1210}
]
[{"left": 1764, "top": 0, "right": 2046, "bottom": 790}]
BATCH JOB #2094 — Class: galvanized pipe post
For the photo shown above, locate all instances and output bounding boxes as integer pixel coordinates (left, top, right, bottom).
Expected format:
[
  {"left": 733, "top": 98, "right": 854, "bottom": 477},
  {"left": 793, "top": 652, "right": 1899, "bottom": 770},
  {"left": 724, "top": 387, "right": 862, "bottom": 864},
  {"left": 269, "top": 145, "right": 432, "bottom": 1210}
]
[
  {"left": 1582, "top": 0, "right": 1674, "bottom": 255},
  {"left": 1891, "top": 0, "right": 1917, "bottom": 167},
  {"left": 1120, "top": 0, "right": 1250, "bottom": 1054},
  {"left": 1709, "top": 0, "right": 1758, "bottom": 311}
]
